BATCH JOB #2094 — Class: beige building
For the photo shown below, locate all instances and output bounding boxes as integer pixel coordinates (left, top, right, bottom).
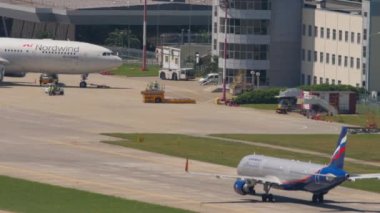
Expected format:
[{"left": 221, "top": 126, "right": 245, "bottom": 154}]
[{"left": 301, "top": 2, "right": 364, "bottom": 87}]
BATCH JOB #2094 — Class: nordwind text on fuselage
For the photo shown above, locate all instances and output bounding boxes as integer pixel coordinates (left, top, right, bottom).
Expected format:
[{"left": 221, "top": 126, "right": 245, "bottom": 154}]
[{"left": 35, "top": 44, "right": 80, "bottom": 53}]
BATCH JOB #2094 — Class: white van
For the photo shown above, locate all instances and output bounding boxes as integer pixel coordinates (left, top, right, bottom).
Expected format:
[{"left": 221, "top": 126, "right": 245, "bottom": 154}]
[
  {"left": 159, "top": 68, "right": 195, "bottom": 81},
  {"left": 199, "top": 73, "right": 219, "bottom": 85}
]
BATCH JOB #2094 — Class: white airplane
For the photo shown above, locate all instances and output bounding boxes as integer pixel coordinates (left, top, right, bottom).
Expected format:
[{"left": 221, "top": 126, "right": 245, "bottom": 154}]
[
  {"left": 186, "top": 127, "right": 380, "bottom": 203},
  {"left": 0, "top": 37, "right": 122, "bottom": 88}
]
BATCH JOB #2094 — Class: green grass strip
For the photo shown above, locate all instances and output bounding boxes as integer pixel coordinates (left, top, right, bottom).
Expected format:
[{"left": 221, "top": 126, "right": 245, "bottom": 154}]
[
  {"left": 102, "top": 133, "right": 380, "bottom": 193},
  {"left": 241, "top": 104, "right": 278, "bottom": 110},
  {"left": 211, "top": 134, "right": 380, "bottom": 163},
  {"left": 0, "top": 175, "right": 191, "bottom": 213},
  {"left": 111, "top": 63, "right": 159, "bottom": 77}
]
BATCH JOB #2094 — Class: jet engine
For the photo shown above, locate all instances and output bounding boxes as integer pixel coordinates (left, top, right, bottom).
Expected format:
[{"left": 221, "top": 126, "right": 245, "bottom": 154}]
[{"left": 233, "top": 179, "right": 255, "bottom": 195}]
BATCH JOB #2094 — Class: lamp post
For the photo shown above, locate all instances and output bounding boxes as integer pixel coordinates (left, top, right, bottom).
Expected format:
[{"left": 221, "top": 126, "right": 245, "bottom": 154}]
[
  {"left": 250, "top": 70, "right": 255, "bottom": 90},
  {"left": 256, "top": 72, "right": 261, "bottom": 89},
  {"left": 221, "top": 0, "right": 229, "bottom": 101},
  {"left": 141, "top": 0, "right": 147, "bottom": 71}
]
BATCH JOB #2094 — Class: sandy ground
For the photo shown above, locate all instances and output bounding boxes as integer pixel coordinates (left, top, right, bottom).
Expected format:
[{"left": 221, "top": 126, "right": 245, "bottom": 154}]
[{"left": 0, "top": 73, "right": 379, "bottom": 213}]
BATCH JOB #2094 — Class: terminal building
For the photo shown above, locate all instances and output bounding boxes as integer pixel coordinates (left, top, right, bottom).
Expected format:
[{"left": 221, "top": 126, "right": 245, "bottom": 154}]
[
  {"left": 212, "top": 0, "right": 380, "bottom": 92},
  {"left": 301, "top": 0, "right": 380, "bottom": 93}
]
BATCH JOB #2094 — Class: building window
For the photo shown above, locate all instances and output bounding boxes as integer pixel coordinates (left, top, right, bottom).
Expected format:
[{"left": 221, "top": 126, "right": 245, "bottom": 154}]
[
  {"left": 326, "top": 78, "right": 329, "bottom": 85},
  {"left": 363, "top": 46, "right": 367, "bottom": 58},
  {"left": 220, "top": 18, "right": 270, "bottom": 35},
  {"left": 302, "top": 49, "right": 305, "bottom": 61},
  {"left": 345, "top": 31, "right": 349, "bottom": 42},
  {"left": 314, "top": 26, "right": 318, "bottom": 37},
  {"left": 332, "top": 79, "right": 335, "bottom": 85},
  {"left": 344, "top": 56, "right": 348, "bottom": 67},
  {"left": 214, "top": 22, "right": 217, "bottom": 33},
  {"left": 332, "top": 54, "right": 336, "bottom": 65},
  {"left": 213, "top": 39, "right": 217, "bottom": 50},
  {"left": 362, "top": 81, "right": 366, "bottom": 87},
  {"left": 357, "top": 33, "right": 361, "bottom": 44},
  {"left": 339, "top": 30, "right": 342, "bottom": 41},
  {"left": 338, "top": 80, "right": 342, "bottom": 85},
  {"left": 308, "top": 25, "right": 312, "bottom": 36},
  {"left": 307, "top": 50, "right": 311, "bottom": 62},
  {"left": 327, "top": 28, "right": 330, "bottom": 39},
  {"left": 363, "top": 63, "right": 366, "bottom": 75},
  {"left": 302, "top": 24, "right": 306, "bottom": 36},
  {"left": 301, "top": 74, "right": 305, "bottom": 85},
  {"left": 231, "top": 0, "right": 271, "bottom": 10},
  {"left": 351, "top": 32, "right": 355, "bottom": 43},
  {"left": 350, "top": 57, "right": 354, "bottom": 68},
  {"left": 320, "top": 77, "right": 323, "bottom": 84},
  {"left": 338, "top": 55, "right": 342, "bottom": 66},
  {"left": 314, "top": 51, "right": 318, "bottom": 62},
  {"left": 214, "top": 6, "right": 218, "bottom": 16},
  {"left": 320, "top": 27, "right": 324, "bottom": 38},
  {"left": 364, "top": 29, "right": 367, "bottom": 40},
  {"left": 333, "top": 29, "right": 336, "bottom": 40},
  {"left": 307, "top": 75, "right": 311, "bottom": 85},
  {"left": 219, "top": 43, "right": 268, "bottom": 60},
  {"left": 313, "top": 76, "right": 317, "bottom": 85},
  {"left": 326, "top": 53, "right": 330, "bottom": 64},
  {"left": 356, "top": 58, "right": 360, "bottom": 69},
  {"left": 320, "top": 52, "right": 324, "bottom": 63}
]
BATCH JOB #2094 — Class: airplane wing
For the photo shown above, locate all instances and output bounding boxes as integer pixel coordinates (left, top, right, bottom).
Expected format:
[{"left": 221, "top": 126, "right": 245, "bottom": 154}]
[{"left": 348, "top": 173, "right": 380, "bottom": 181}]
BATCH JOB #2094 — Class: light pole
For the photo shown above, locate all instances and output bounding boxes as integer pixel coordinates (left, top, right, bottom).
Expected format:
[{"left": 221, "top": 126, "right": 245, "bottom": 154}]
[
  {"left": 256, "top": 72, "right": 261, "bottom": 89},
  {"left": 250, "top": 70, "right": 255, "bottom": 90},
  {"left": 141, "top": 0, "right": 147, "bottom": 71},
  {"left": 221, "top": 0, "right": 229, "bottom": 101}
]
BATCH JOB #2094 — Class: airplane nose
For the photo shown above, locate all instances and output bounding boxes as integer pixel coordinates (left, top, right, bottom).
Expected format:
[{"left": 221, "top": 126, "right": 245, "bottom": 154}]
[{"left": 114, "top": 56, "right": 123, "bottom": 67}]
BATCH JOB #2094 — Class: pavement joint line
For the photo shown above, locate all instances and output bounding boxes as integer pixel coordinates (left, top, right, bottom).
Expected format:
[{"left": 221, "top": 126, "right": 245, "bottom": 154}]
[
  {"left": 0, "top": 163, "right": 251, "bottom": 213},
  {"left": 199, "top": 135, "right": 380, "bottom": 168}
]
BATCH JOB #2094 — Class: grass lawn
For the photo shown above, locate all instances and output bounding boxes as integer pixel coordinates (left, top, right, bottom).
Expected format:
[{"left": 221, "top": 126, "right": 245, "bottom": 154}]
[
  {"left": 322, "top": 114, "right": 380, "bottom": 127},
  {"left": 102, "top": 133, "right": 380, "bottom": 193},
  {"left": 111, "top": 63, "right": 160, "bottom": 77},
  {"left": 241, "top": 104, "right": 277, "bottom": 110},
  {"left": 0, "top": 175, "right": 191, "bottom": 213},
  {"left": 211, "top": 134, "right": 380, "bottom": 163}
]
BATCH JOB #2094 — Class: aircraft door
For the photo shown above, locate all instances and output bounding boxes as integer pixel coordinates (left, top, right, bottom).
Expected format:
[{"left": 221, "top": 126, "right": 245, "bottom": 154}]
[{"left": 0, "top": 65, "right": 5, "bottom": 82}]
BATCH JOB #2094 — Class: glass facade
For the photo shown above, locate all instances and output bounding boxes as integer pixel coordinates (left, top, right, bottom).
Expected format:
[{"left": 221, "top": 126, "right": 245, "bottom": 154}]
[
  {"left": 219, "top": 43, "right": 268, "bottom": 60},
  {"left": 220, "top": 18, "right": 270, "bottom": 35},
  {"left": 229, "top": 0, "right": 271, "bottom": 10}
]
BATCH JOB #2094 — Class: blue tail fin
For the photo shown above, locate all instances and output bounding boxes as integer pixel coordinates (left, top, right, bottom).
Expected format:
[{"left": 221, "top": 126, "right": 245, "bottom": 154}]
[{"left": 328, "top": 127, "right": 348, "bottom": 169}]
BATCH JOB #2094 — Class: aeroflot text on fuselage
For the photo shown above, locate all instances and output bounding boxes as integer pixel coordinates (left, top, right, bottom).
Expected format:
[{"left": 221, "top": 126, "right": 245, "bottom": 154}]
[{"left": 35, "top": 44, "right": 80, "bottom": 53}]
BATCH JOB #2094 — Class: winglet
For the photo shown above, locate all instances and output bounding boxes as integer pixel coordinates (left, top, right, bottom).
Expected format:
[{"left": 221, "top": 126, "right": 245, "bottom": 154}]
[{"left": 185, "top": 157, "right": 189, "bottom": 173}]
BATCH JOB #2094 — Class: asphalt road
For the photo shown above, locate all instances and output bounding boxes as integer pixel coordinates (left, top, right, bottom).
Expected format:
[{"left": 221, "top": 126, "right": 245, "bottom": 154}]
[{"left": 0, "top": 74, "right": 379, "bottom": 213}]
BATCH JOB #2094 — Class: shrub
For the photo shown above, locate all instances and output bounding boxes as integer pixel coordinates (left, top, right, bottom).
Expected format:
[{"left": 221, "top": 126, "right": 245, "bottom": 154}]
[
  {"left": 234, "top": 88, "right": 282, "bottom": 104},
  {"left": 300, "top": 84, "right": 366, "bottom": 94}
]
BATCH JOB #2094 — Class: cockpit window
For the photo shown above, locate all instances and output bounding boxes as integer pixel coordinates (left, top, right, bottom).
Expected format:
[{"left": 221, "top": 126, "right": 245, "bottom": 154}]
[{"left": 102, "top": 51, "right": 118, "bottom": 56}]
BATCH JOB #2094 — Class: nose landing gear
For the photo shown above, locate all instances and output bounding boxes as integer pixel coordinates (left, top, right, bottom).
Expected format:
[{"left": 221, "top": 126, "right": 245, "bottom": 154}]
[{"left": 80, "top": 74, "right": 88, "bottom": 88}]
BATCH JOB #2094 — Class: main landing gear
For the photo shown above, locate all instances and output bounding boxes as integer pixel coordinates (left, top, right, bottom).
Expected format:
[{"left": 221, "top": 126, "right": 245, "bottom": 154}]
[
  {"left": 261, "top": 183, "right": 275, "bottom": 202},
  {"left": 312, "top": 193, "right": 324, "bottom": 203},
  {"left": 80, "top": 73, "right": 88, "bottom": 88}
]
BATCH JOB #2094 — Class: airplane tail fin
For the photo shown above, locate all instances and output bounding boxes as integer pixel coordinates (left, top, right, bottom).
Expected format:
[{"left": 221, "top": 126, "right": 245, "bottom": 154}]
[{"left": 328, "top": 127, "right": 348, "bottom": 169}]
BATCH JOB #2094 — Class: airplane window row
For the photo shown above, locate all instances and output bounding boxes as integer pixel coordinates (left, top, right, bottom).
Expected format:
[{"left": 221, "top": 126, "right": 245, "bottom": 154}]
[
  {"left": 41, "top": 51, "right": 77, "bottom": 56},
  {"left": 4, "top": 49, "right": 27, "bottom": 53}
]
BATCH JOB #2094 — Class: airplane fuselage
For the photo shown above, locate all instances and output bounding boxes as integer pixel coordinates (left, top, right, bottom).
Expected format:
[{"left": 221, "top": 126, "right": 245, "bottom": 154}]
[
  {"left": 237, "top": 155, "right": 348, "bottom": 193},
  {"left": 0, "top": 38, "right": 122, "bottom": 75}
]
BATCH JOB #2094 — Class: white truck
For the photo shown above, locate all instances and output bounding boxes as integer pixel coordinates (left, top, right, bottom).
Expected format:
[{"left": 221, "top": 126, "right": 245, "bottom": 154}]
[{"left": 159, "top": 68, "right": 195, "bottom": 80}]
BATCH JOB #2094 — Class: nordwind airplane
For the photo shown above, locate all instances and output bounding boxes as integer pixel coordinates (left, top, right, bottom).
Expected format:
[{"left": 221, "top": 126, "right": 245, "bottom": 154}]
[
  {"left": 0, "top": 37, "right": 122, "bottom": 88},
  {"left": 186, "top": 127, "right": 380, "bottom": 203}
]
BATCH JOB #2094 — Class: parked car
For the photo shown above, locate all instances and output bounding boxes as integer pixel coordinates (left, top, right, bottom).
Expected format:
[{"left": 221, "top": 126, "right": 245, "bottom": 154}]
[{"left": 199, "top": 73, "right": 219, "bottom": 85}]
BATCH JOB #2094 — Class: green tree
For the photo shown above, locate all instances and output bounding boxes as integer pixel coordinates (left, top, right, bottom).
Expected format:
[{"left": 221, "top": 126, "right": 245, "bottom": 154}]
[{"left": 105, "top": 29, "right": 140, "bottom": 48}]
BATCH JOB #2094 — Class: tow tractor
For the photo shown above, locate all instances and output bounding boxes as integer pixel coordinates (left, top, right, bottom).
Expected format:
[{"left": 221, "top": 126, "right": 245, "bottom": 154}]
[{"left": 141, "top": 81, "right": 195, "bottom": 104}]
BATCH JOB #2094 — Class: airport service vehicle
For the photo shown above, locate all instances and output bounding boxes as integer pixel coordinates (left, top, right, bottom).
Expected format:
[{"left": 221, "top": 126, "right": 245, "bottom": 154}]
[
  {"left": 39, "top": 73, "right": 59, "bottom": 86},
  {"left": 199, "top": 73, "right": 219, "bottom": 85},
  {"left": 186, "top": 127, "right": 380, "bottom": 203},
  {"left": 141, "top": 81, "right": 195, "bottom": 104},
  {"left": 0, "top": 37, "right": 122, "bottom": 88},
  {"left": 159, "top": 68, "right": 195, "bottom": 81},
  {"left": 45, "top": 83, "right": 64, "bottom": 96}
]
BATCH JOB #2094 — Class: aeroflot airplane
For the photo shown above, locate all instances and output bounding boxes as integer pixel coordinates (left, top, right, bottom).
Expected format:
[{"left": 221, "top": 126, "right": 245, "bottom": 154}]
[
  {"left": 0, "top": 37, "right": 122, "bottom": 88},
  {"left": 186, "top": 127, "right": 380, "bottom": 203}
]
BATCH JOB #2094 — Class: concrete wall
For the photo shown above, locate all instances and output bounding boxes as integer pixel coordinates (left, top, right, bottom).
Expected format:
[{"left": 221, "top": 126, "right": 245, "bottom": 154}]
[{"left": 268, "top": 0, "right": 303, "bottom": 87}]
